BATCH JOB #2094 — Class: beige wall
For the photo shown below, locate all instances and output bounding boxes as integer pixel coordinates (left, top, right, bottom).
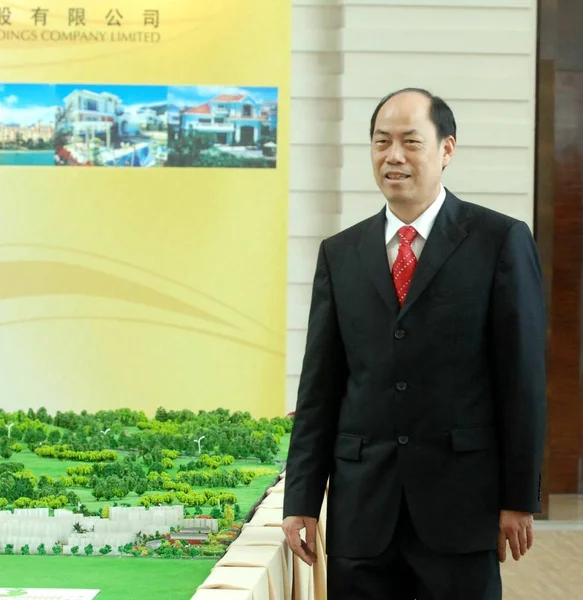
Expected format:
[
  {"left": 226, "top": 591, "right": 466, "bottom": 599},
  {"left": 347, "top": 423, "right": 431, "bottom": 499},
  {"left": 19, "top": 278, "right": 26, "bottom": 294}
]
[{"left": 287, "top": 0, "right": 538, "bottom": 412}]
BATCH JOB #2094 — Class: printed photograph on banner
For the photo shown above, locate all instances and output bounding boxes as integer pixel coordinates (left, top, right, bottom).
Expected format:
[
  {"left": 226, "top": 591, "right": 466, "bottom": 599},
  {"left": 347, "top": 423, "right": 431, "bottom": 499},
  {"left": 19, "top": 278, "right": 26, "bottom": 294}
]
[
  {"left": 0, "top": 84, "right": 56, "bottom": 167},
  {"left": 167, "top": 85, "right": 278, "bottom": 168},
  {"left": 54, "top": 85, "right": 168, "bottom": 167}
]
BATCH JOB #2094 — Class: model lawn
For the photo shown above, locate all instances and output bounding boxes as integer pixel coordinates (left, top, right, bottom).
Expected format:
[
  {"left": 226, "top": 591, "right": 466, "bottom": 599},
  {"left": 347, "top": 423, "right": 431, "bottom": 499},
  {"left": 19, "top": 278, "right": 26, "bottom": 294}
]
[{"left": 0, "top": 407, "right": 291, "bottom": 598}]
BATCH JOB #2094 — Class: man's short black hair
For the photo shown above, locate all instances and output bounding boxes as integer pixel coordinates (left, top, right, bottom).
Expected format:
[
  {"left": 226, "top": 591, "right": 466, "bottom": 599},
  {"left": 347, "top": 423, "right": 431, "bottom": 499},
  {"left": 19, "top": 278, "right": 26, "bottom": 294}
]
[{"left": 369, "top": 88, "right": 457, "bottom": 143}]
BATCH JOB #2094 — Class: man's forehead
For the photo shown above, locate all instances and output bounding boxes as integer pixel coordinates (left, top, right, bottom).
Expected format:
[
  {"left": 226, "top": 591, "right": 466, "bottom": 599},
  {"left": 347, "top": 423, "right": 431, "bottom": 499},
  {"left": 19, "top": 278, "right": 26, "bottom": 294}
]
[
  {"left": 378, "top": 95, "right": 431, "bottom": 121},
  {"left": 373, "top": 125, "right": 421, "bottom": 136},
  {"left": 375, "top": 111, "right": 431, "bottom": 135}
]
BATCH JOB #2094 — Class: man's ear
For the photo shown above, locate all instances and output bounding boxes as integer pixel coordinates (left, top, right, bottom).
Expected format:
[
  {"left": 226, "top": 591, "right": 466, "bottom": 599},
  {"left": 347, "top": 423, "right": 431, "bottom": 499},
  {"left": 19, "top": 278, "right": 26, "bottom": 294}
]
[{"left": 441, "top": 135, "right": 456, "bottom": 170}]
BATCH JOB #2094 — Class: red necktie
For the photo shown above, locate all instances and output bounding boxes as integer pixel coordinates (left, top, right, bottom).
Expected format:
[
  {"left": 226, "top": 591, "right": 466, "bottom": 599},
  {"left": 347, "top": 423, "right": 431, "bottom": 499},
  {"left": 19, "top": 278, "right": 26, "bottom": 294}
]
[{"left": 392, "top": 226, "right": 418, "bottom": 307}]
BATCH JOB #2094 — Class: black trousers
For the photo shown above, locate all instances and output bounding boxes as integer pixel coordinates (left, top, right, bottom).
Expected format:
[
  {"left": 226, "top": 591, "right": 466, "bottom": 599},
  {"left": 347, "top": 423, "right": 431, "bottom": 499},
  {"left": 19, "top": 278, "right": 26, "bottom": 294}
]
[{"left": 327, "top": 495, "right": 502, "bottom": 600}]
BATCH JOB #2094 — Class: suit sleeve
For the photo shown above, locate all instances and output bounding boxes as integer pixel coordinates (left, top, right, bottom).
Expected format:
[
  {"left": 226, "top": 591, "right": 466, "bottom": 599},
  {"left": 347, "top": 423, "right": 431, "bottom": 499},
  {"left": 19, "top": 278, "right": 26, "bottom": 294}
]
[
  {"left": 491, "top": 221, "right": 547, "bottom": 514},
  {"left": 283, "top": 240, "right": 348, "bottom": 519}
]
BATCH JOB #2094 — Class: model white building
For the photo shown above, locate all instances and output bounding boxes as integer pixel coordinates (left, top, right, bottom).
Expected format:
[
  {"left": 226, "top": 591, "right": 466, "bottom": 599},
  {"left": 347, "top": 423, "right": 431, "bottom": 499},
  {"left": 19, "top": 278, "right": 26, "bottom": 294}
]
[{"left": 0, "top": 505, "right": 202, "bottom": 555}]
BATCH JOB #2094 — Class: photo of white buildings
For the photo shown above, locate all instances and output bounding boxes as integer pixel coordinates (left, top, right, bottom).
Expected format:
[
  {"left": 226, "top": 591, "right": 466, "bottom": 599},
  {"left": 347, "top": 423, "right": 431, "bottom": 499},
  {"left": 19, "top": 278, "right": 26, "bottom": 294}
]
[
  {"left": 0, "top": 83, "right": 279, "bottom": 169},
  {"left": 54, "top": 85, "right": 169, "bottom": 167},
  {"left": 167, "top": 86, "right": 278, "bottom": 168},
  {"left": 0, "top": 84, "right": 56, "bottom": 166}
]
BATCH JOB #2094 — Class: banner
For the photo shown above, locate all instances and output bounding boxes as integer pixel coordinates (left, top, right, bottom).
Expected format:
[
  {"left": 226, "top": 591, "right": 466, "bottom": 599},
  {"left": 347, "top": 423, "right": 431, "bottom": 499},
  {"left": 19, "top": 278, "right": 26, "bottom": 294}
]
[{"left": 0, "top": 1, "right": 290, "bottom": 418}]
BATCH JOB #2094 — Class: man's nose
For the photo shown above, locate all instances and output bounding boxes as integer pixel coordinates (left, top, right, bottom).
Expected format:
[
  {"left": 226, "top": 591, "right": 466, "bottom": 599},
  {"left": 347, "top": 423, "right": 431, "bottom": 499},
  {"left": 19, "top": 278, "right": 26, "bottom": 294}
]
[{"left": 385, "top": 143, "right": 405, "bottom": 164}]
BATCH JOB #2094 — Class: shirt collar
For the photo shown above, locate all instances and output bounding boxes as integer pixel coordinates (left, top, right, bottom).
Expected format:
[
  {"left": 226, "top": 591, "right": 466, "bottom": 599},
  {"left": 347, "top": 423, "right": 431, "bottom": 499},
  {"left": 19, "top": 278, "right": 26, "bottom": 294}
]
[{"left": 385, "top": 184, "right": 446, "bottom": 246}]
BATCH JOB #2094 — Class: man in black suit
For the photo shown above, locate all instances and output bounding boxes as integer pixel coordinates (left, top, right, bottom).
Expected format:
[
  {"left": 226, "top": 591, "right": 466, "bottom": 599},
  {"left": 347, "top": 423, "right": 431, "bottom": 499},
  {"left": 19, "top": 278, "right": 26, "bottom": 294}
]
[{"left": 282, "top": 88, "right": 547, "bottom": 599}]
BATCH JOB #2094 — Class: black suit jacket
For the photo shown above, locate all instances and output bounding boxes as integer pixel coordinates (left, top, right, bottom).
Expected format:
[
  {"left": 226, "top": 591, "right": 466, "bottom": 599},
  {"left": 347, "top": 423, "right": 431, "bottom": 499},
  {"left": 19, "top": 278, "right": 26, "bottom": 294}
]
[{"left": 283, "top": 190, "right": 547, "bottom": 559}]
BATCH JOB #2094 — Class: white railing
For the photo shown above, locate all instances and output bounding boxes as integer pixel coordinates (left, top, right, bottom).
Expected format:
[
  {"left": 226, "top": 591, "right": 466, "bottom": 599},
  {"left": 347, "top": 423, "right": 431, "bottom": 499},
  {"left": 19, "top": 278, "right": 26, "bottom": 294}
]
[{"left": 192, "top": 471, "right": 327, "bottom": 600}]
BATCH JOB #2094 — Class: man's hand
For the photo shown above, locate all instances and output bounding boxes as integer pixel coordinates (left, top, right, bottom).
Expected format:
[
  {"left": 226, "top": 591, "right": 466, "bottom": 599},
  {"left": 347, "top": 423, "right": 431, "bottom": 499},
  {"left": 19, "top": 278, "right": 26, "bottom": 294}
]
[
  {"left": 282, "top": 515, "right": 318, "bottom": 566},
  {"left": 498, "top": 510, "right": 534, "bottom": 562}
]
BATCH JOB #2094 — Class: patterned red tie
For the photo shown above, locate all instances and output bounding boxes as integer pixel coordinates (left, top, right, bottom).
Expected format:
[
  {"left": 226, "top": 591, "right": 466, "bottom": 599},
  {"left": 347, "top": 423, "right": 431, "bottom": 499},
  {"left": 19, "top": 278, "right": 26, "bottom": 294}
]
[{"left": 392, "top": 225, "right": 418, "bottom": 307}]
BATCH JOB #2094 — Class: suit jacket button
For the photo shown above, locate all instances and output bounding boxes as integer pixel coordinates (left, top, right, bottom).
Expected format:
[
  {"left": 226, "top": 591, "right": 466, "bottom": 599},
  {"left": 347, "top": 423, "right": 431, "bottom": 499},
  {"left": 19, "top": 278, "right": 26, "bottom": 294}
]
[
  {"left": 398, "top": 436, "right": 409, "bottom": 445},
  {"left": 396, "top": 382, "right": 407, "bottom": 391},
  {"left": 395, "top": 329, "right": 405, "bottom": 339}
]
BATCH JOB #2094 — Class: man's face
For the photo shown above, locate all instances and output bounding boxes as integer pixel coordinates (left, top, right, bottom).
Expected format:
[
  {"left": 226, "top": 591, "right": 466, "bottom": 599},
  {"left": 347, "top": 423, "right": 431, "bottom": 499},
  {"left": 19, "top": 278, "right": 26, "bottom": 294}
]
[{"left": 371, "top": 92, "right": 455, "bottom": 206}]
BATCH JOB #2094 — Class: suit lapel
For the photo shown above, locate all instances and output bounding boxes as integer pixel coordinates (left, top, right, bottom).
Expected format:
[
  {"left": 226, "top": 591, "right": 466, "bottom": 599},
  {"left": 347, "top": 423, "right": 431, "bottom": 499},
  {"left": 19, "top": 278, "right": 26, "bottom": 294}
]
[
  {"left": 398, "top": 191, "right": 468, "bottom": 319},
  {"left": 356, "top": 207, "right": 400, "bottom": 315}
]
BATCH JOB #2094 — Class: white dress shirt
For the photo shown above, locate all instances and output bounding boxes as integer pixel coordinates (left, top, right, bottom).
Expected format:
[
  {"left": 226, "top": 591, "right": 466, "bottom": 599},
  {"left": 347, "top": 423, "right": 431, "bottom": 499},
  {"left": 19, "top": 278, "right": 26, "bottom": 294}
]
[{"left": 385, "top": 184, "right": 446, "bottom": 271}]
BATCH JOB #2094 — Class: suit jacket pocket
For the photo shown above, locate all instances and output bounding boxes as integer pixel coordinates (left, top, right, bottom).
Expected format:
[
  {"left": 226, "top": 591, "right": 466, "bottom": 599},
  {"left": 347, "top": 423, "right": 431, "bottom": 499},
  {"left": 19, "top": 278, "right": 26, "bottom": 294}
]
[
  {"left": 334, "top": 433, "right": 363, "bottom": 461},
  {"left": 451, "top": 425, "right": 496, "bottom": 452}
]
